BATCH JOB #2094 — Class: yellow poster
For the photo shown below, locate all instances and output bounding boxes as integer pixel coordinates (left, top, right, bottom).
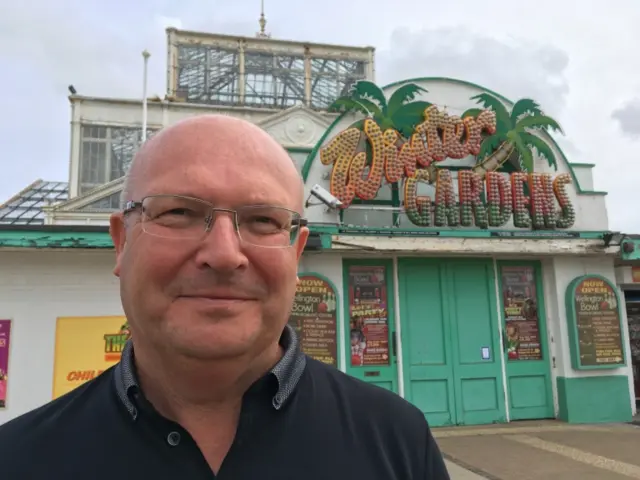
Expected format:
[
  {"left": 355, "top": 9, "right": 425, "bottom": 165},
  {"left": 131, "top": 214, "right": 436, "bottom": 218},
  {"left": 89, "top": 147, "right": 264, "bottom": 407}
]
[{"left": 52, "top": 316, "right": 130, "bottom": 399}]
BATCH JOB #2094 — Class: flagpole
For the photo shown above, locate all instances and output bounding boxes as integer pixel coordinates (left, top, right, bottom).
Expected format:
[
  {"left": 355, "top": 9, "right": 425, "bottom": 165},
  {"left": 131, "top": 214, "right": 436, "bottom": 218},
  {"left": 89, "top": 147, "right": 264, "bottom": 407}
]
[{"left": 141, "top": 50, "right": 150, "bottom": 142}]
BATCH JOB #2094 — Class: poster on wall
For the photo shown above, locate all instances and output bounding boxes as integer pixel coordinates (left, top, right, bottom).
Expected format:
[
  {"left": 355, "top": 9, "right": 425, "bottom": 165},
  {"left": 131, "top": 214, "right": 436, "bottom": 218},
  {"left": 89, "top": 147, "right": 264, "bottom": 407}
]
[
  {"left": 626, "top": 301, "right": 640, "bottom": 399},
  {"left": 288, "top": 274, "right": 338, "bottom": 367},
  {"left": 53, "top": 316, "right": 129, "bottom": 399},
  {"left": 565, "top": 276, "right": 625, "bottom": 369},
  {"left": 500, "top": 266, "right": 543, "bottom": 361},
  {"left": 348, "top": 266, "right": 390, "bottom": 367},
  {"left": 0, "top": 320, "right": 12, "bottom": 408}
]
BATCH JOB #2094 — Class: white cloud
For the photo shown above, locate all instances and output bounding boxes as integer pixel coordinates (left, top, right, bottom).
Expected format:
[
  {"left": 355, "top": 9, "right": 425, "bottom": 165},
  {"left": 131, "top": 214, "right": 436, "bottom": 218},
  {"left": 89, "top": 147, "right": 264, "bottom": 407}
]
[
  {"left": 611, "top": 100, "right": 640, "bottom": 139},
  {"left": 377, "top": 27, "right": 570, "bottom": 118}
]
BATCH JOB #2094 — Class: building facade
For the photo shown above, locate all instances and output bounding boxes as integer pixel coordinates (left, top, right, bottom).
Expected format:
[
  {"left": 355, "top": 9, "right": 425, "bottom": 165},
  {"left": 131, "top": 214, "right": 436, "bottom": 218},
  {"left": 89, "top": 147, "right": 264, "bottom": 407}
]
[{"left": 0, "top": 27, "right": 635, "bottom": 428}]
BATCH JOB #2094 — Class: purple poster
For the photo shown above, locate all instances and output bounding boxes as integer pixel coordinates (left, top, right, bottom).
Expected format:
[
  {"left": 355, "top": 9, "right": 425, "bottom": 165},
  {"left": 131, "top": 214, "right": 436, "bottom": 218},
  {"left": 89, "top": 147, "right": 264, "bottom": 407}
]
[{"left": 0, "top": 320, "right": 11, "bottom": 408}]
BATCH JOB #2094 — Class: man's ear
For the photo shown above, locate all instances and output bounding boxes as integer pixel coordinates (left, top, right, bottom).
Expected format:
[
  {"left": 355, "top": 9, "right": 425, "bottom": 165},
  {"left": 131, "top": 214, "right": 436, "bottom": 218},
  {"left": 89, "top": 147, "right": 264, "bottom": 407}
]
[
  {"left": 295, "top": 227, "right": 309, "bottom": 261},
  {"left": 109, "top": 212, "right": 126, "bottom": 277}
]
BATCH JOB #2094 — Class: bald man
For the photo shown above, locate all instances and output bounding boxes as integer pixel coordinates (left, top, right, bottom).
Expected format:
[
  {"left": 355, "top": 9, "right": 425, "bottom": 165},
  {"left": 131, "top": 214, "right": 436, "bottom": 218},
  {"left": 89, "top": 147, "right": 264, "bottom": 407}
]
[{"left": 0, "top": 115, "right": 449, "bottom": 479}]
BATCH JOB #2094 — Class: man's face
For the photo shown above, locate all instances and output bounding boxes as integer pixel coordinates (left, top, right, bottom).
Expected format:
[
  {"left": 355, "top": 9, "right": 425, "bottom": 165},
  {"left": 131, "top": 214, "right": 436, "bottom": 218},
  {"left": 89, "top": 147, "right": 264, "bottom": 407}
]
[{"left": 109, "top": 121, "right": 308, "bottom": 361}]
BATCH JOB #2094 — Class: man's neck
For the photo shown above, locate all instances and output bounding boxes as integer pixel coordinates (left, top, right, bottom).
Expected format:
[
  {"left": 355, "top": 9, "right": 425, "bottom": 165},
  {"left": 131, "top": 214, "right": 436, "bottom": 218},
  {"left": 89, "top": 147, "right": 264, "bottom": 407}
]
[{"left": 132, "top": 341, "right": 284, "bottom": 421}]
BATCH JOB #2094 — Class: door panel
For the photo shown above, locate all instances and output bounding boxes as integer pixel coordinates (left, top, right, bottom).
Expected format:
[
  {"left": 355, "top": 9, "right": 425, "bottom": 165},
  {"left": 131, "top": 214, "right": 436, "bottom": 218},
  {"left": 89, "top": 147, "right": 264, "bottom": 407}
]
[
  {"left": 399, "top": 258, "right": 506, "bottom": 427},
  {"left": 448, "top": 260, "right": 506, "bottom": 425},
  {"left": 343, "top": 259, "right": 399, "bottom": 394},
  {"left": 498, "top": 261, "right": 554, "bottom": 420},
  {"left": 400, "top": 260, "right": 456, "bottom": 426}
]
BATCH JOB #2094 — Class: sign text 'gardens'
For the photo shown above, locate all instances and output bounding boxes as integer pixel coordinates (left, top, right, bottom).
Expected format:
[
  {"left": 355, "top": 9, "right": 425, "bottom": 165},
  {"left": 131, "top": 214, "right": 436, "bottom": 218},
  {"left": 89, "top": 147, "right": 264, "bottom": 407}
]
[{"left": 320, "top": 107, "right": 576, "bottom": 230}]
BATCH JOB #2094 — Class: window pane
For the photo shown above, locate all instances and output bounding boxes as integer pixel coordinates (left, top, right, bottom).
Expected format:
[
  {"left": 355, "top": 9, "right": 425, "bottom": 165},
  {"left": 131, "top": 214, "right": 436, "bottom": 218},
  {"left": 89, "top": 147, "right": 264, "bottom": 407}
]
[
  {"left": 80, "top": 140, "right": 107, "bottom": 185},
  {"left": 310, "top": 58, "right": 366, "bottom": 109},
  {"left": 244, "top": 52, "right": 306, "bottom": 108},
  {"left": 109, "top": 127, "right": 141, "bottom": 180},
  {"left": 78, "top": 124, "right": 158, "bottom": 192},
  {"left": 175, "top": 45, "right": 240, "bottom": 105},
  {"left": 82, "top": 192, "right": 122, "bottom": 211}
]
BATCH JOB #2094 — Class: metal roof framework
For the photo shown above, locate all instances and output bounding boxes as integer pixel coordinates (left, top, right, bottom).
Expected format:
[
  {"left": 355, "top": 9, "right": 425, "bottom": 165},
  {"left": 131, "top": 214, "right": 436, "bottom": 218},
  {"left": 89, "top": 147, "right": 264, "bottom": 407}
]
[{"left": 170, "top": 38, "right": 369, "bottom": 110}]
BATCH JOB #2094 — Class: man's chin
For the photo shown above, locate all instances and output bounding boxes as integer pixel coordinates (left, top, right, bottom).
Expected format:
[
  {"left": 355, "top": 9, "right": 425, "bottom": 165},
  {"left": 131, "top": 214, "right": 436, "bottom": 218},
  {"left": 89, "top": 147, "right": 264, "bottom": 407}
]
[
  {"left": 171, "top": 336, "right": 255, "bottom": 361},
  {"left": 176, "top": 296, "right": 257, "bottom": 316},
  {"left": 166, "top": 321, "right": 262, "bottom": 359}
]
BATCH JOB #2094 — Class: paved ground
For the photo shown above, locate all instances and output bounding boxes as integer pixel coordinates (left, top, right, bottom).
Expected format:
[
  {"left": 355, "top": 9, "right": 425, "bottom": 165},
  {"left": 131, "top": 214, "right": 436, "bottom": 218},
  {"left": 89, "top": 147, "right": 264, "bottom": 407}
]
[
  {"left": 445, "top": 460, "right": 487, "bottom": 479},
  {"left": 435, "top": 419, "right": 640, "bottom": 479}
]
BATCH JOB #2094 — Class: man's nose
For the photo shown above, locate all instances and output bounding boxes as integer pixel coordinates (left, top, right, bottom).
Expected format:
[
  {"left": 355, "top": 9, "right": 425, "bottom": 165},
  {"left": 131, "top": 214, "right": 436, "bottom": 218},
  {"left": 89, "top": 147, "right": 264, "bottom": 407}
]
[{"left": 194, "top": 213, "right": 248, "bottom": 271}]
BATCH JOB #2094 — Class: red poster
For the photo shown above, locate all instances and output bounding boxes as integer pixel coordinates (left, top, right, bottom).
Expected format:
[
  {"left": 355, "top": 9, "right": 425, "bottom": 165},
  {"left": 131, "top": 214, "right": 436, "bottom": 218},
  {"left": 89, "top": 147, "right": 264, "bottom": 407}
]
[
  {"left": 348, "top": 266, "right": 390, "bottom": 367},
  {"left": 0, "top": 320, "right": 11, "bottom": 408},
  {"left": 501, "top": 266, "right": 543, "bottom": 361}
]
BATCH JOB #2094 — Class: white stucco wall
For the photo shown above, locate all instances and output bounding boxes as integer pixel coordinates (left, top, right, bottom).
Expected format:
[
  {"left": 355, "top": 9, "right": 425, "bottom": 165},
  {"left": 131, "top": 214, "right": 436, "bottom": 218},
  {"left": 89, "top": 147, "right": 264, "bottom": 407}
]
[
  {"left": 298, "top": 253, "right": 345, "bottom": 371},
  {"left": 0, "top": 251, "right": 121, "bottom": 425},
  {"left": 570, "top": 165, "right": 595, "bottom": 191},
  {"left": 542, "top": 256, "right": 636, "bottom": 416}
]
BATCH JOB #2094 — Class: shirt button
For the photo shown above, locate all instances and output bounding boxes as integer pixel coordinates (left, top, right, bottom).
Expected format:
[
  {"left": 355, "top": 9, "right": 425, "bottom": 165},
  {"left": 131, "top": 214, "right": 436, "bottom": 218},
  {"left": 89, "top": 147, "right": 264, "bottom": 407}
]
[{"left": 167, "top": 431, "right": 181, "bottom": 447}]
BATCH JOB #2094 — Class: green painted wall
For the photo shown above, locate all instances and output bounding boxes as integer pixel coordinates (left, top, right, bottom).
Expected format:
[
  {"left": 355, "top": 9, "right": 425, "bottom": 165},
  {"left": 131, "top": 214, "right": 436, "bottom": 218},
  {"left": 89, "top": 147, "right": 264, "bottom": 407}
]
[{"left": 557, "top": 375, "right": 632, "bottom": 424}]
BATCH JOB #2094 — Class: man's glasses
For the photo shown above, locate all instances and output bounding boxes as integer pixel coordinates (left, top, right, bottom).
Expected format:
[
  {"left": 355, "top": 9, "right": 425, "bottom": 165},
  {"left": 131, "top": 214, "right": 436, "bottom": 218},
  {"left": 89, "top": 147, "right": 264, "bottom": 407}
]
[{"left": 123, "top": 195, "right": 307, "bottom": 248}]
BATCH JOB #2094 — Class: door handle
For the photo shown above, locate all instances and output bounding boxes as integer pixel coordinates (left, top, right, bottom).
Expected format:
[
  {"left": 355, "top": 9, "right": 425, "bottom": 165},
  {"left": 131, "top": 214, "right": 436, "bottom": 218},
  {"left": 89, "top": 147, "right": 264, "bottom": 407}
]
[{"left": 392, "top": 331, "right": 397, "bottom": 357}]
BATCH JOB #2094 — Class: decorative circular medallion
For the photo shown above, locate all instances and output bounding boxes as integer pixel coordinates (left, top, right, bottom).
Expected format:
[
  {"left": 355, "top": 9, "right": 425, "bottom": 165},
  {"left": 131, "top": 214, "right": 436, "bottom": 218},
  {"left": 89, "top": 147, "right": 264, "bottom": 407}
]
[{"left": 284, "top": 114, "right": 316, "bottom": 145}]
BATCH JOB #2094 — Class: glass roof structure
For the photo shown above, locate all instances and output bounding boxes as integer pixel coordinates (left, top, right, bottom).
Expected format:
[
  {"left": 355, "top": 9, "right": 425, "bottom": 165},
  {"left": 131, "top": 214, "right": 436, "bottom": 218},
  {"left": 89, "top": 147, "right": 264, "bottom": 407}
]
[{"left": 0, "top": 180, "right": 69, "bottom": 225}]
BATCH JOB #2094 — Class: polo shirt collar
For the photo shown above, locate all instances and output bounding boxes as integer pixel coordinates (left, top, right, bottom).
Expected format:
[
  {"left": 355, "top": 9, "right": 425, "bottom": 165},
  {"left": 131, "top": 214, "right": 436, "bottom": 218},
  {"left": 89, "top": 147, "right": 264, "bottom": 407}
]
[{"left": 113, "top": 324, "right": 306, "bottom": 420}]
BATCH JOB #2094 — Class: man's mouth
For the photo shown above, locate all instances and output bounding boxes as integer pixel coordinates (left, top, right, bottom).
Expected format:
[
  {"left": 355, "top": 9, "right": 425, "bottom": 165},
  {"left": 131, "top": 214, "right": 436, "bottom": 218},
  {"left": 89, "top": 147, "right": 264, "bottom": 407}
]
[{"left": 179, "top": 293, "right": 257, "bottom": 305}]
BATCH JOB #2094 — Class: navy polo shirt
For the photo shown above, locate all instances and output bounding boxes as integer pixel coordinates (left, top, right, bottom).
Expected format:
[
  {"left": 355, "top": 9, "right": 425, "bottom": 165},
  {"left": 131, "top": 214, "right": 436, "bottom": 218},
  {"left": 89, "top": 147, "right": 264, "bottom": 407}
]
[{"left": 0, "top": 325, "right": 449, "bottom": 479}]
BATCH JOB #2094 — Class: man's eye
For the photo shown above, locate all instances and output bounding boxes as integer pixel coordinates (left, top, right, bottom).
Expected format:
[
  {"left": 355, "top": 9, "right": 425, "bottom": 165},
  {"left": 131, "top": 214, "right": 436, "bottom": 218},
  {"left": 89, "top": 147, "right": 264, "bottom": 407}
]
[{"left": 161, "top": 208, "right": 191, "bottom": 216}]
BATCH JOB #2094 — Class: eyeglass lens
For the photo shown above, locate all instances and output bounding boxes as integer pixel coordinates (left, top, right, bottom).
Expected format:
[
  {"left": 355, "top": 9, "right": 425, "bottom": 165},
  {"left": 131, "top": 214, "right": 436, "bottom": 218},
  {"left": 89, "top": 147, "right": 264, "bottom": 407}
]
[{"left": 139, "top": 195, "right": 301, "bottom": 247}]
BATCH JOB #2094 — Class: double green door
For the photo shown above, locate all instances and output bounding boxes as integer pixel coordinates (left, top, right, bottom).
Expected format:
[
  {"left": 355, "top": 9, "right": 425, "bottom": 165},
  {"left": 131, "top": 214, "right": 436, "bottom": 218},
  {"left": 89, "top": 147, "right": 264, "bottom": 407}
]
[
  {"left": 399, "top": 258, "right": 506, "bottom": 427},
  {"left": 343, "top": 257, "right": 554, "bottom": 426}
]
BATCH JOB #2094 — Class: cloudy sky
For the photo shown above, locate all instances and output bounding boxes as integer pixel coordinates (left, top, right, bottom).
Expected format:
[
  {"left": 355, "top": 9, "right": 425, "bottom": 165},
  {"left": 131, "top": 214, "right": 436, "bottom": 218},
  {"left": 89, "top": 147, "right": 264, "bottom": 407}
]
[{"left": 2, "top": 0, "right": 639, "bottom": 231}]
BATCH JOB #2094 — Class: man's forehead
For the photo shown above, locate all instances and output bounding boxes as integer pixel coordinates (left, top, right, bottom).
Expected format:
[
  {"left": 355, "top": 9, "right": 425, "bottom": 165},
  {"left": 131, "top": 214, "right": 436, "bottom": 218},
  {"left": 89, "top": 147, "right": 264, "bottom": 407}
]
[
  {"left": 146, "top": 167, "right": 293, "bottom": 207},
  {"left": 142, "top": 117, "right": 293, "bottom": 172},
  {"left": 133, "top": 116, "right": 302, "bottom": 207}
]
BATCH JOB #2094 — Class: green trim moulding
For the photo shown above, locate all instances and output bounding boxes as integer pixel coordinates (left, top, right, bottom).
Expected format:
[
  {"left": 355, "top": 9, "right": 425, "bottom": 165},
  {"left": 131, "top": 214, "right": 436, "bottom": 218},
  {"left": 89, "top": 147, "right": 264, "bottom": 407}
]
[
  {"left": 557, "top": 376, "right": 632, "bottom": 423},
  {"left": 569, "top": 163, "right": 596, "bottom": 168},
  {"left": 0, "top": 226, "right": 613, "bottom": 249},
  {"left": 0, "top": 230, "right": 114, "bottom": 249}
]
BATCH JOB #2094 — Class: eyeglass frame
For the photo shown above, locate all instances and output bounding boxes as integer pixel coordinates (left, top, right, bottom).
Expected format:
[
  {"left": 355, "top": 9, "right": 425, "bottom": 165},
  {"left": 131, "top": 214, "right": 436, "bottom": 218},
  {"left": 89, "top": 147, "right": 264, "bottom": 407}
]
[{"left": 122, "top": 194, "right": 309, "bottom": 248}]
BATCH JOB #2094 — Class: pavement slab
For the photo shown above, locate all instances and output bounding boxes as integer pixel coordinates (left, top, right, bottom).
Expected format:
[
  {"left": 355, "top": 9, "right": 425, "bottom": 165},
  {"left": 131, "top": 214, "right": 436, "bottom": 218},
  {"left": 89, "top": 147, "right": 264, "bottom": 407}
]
[
  {"left": 533, "top": 428, "right": 640, "bottom": 467},
  {"left": 433, "top": 421, "right": 640, "bottom": 480},
  {"left": 444, "top": 460, "right": 489, "bottom": 480}
]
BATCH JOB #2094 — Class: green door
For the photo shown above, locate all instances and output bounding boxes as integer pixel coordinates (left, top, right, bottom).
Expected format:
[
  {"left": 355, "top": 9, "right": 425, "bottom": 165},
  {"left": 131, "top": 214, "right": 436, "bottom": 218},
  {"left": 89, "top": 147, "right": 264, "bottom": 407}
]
[
  {"left": 497, "top": 261, "right": 554, "bottom": 420},
  {"left": 399, "top": 258, "right": 506, "bottom": 427},
  {"left": 343, "top": 259, "right": 399, "bottom": 393}
]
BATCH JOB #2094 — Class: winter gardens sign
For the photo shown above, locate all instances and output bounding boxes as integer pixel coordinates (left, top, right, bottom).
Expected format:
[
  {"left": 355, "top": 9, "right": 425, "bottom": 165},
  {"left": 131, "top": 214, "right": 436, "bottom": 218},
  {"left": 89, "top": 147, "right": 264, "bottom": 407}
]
[{"left": 319, "top": 81, "right": 576, "bottom": 230}]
